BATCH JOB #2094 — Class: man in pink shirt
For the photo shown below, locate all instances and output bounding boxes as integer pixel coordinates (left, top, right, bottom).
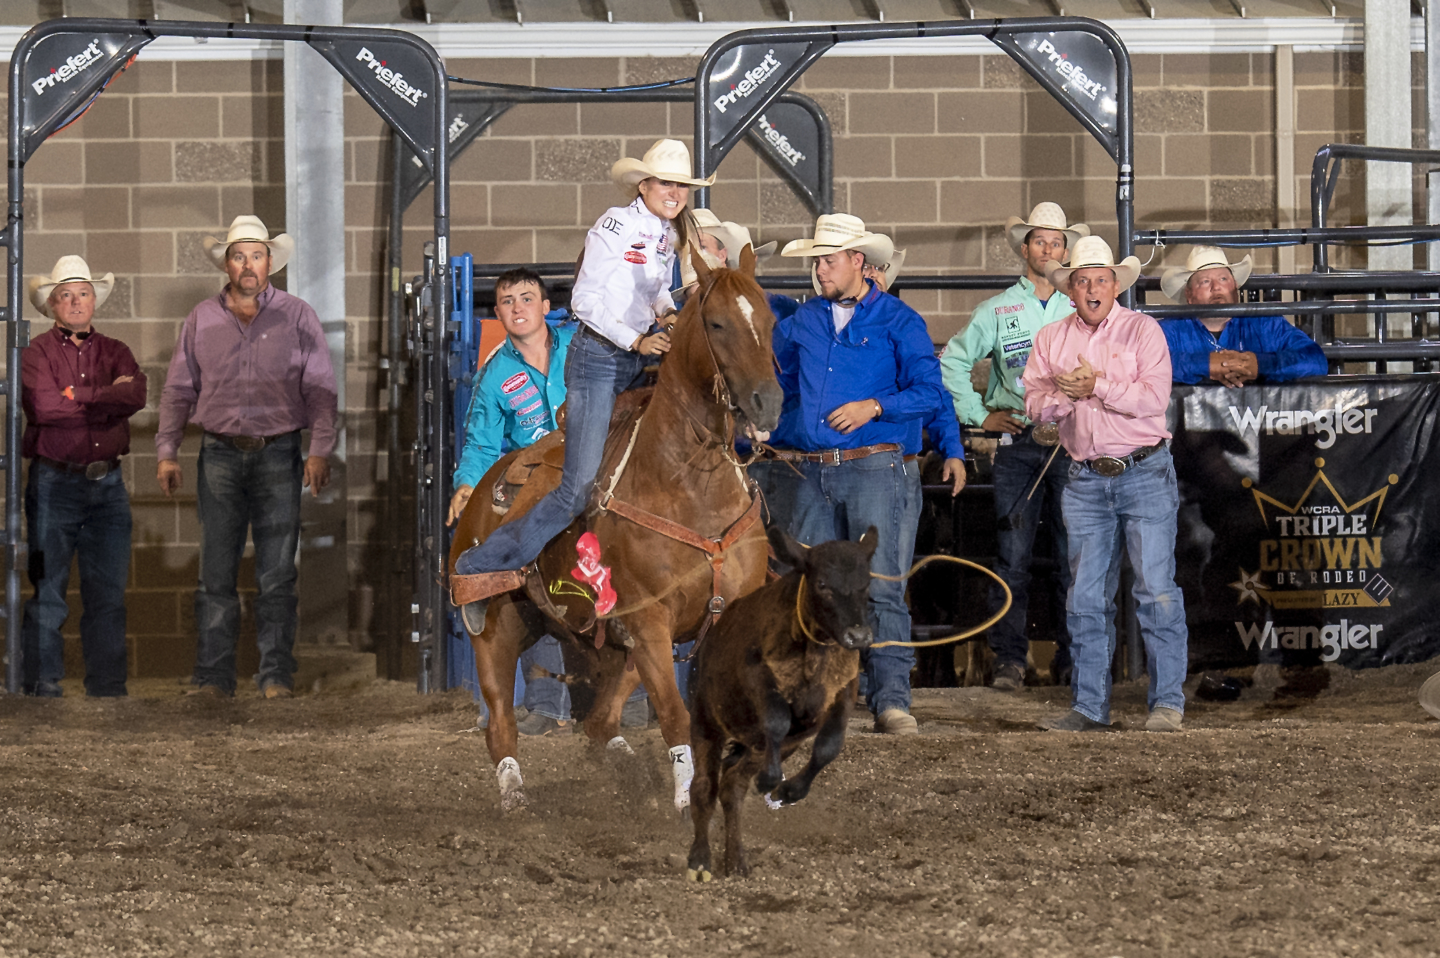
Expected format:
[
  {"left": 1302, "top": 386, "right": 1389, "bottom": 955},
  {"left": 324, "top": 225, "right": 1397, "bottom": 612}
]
[{"left": 1022, "top": 236, "right": 1188, "bottom": 732}]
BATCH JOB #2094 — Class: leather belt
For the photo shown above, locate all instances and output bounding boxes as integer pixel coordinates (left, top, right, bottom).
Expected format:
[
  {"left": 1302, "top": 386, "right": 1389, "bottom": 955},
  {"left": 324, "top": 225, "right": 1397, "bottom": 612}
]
[
  {"left": 207, "top": 430, "right": 296, "bottom": 453},
  {"left": 35, "top": 456, "right": 119, "bottom": 480},
  {"left": 768, "top": 443, "right": 904, "bottom": 466},
  {"left": 1083, "top": 441, "right": 1166, "bottom": 478}
]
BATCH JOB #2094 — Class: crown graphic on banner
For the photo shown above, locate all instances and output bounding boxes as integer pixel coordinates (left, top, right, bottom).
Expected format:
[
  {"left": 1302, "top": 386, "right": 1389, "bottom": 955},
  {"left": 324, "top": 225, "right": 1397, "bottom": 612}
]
[{"left": 1242, "top": 458, "right": 1399, "bottom": 529}]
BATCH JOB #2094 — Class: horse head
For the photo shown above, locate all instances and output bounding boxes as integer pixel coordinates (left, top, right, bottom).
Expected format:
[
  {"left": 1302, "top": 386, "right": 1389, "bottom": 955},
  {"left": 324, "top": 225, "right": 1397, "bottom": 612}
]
[{"left": 675, "top": 244, "right": 783, "bottom": 433}]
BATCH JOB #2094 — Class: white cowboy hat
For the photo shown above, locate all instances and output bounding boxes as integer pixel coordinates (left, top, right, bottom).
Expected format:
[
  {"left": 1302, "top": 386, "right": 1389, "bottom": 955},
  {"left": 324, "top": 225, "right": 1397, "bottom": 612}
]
[
  {"left": 1005, "top": 202, "right": 1090, "bottom": 260},
  {"left": 28, "top": 255, "right": 114, "bottom": 317},
  {"left": 1044, "top": 235, "right": 1141, "bottom": 295},
  {"left": 611, "top": 138, "right": 716, "bottom": 191},
  {"left": 693, "top": 208, "right": 777, "bottom": 268},
  {"left": 780, "top": 213, "right": 907, "bottom": 294},
  {"left": 202, "top": 215, "right": 294, "bottom": 272},
  {"left": 1422, "top": 669, "right": 1440, "bottom": 721},
  {"left": 1160, "top": 246, "right": 1254, "bottom": 302}
]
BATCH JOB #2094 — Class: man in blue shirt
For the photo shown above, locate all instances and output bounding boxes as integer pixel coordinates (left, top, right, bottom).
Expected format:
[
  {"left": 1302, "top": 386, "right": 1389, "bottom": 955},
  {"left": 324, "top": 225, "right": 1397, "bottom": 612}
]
[
  {"left": 448, "top": 268, "right": 574, "bottom": 736},
  {"left": 1159, "top": 247, "right": 1327, "bottom": 386},
  {"left": 769, "top": 214, "right": 948, "bottom": 735}
]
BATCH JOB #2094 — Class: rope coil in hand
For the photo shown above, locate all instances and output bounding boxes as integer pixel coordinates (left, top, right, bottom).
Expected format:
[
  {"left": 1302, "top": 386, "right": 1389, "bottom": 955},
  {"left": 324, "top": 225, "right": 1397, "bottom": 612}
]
[{"left": 868, "top": 554, "right": 1013, "bottom": 649}]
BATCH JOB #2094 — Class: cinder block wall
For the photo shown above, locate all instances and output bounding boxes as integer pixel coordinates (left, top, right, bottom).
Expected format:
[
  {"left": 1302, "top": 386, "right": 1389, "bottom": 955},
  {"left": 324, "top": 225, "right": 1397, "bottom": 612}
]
[{"left": 2, "top": 44, "right": 1377, "bottom": 677}]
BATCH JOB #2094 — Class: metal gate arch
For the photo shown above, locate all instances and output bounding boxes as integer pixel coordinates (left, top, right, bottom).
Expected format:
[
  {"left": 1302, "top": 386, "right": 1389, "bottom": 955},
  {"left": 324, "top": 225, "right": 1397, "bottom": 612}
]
[{"left": 4, "top": 18, "right": 452, "bottom": 694}]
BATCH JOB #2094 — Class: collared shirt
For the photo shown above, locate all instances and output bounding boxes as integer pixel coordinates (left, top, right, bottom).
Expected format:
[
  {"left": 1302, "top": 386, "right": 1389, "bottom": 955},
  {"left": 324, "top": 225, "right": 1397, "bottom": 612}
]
[
  {"left": 22, "top": 325, "right": 147, "bottom": 464},
  {"left": 569, "top": 196, "right": 678, "bottom": 349},
  {"left": 1161, "top": 314, "right": 1328, "bottom": 384},
  {"left": 1022, "top": 301, "right": 1172, "bottom": 462},
  {"left": 772, "top": 281, "right": 945, "bottom": 452},
  {"left": 940, "top": 276, "right": 1072, "bottom": 427},
  {"left": 454, "top": 324, "right": 574, "bottom": 489},
  {"left": 156, "top": 284, "right": 338, "bottom": 462}
]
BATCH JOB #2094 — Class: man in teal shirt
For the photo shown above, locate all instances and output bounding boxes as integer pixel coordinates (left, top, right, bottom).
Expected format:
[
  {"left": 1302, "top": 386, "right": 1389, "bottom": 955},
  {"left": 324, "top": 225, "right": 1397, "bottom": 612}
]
[
  {"left": 448, "top": 268, "right": 574, "bottom": 735},
  {"left": 939, "top": 203, "right": 1086, "bottom": 691}
]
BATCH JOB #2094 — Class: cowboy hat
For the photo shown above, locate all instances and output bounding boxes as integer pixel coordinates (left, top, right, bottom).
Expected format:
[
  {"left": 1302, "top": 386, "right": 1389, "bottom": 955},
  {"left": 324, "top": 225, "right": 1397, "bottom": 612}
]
[
  {"left": 202, "top": 215, "right": 294, "bottom": 273},
  {"left": 1005, "top": 202, "right": 1090, "bottom": 260},
  {"left": 1422, "top": 669, "right": 1440, "bottom": 721},
  {"left": 28, "top": 255, "right": 114, "bottom": 317},
  {"left": 780, "top": 213, "right": 907, "bottom": 293},
  {"left": 1044, "top": 235, "right": 1141, "bottom": 295},
  {"left": 1160, "top": 246, "right": 1254, "bottom": 302},
  {"left": 611, "top": 139, "right": 716, "bottom": 190},
  {"left": 693, "top": 208, "right": 777, "bottom": 267}
]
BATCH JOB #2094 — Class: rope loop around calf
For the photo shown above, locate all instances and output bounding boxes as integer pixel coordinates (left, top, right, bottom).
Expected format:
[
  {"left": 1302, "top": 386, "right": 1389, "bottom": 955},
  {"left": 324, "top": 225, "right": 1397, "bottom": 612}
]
[{"left": 868, "top": 554, "right": 1014, "bottom": 650}]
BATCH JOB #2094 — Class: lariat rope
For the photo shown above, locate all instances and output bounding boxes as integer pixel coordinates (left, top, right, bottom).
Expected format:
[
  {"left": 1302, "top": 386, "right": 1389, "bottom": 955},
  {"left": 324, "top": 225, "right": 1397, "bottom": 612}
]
[{"left": 868, "top": 554, "right": 1014, "bottom": 649}]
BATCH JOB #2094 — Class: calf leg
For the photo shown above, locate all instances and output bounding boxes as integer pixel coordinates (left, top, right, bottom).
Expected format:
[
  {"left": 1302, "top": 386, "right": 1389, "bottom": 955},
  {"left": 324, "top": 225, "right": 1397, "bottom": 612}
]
[
  {"left": 774, "top": 683, "right": 855, "bottom": 806},
  {"left": 719, "top": 749, "right": 763, "bottom": 878},
  {"left": 754, "top": 690, "right": 794, "bottom": 795},
  {"left": 685, "top": 707, "right": 724, "bottom": 882}
]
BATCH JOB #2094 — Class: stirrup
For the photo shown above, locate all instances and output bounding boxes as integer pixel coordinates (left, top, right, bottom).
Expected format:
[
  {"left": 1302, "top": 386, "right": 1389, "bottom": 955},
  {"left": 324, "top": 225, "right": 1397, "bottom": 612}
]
[{"left": 449, "top": 569, "right": 526, "bottom": 607}]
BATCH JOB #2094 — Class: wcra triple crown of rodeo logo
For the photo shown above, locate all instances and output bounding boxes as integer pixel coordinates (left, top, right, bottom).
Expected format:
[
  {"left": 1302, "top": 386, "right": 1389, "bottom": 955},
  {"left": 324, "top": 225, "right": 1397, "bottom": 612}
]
[{"left": 1229, "top": 457, "right": 1397, "bottom": 612}]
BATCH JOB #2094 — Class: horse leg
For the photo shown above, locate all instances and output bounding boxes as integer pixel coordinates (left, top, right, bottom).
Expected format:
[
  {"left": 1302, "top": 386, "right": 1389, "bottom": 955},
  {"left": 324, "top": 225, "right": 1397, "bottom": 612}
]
[
  {"left": 625, "top": 619, "right": 698, "bottom": 814},
  {"left": 719, "top": 748, "right": 762, "bottom": 878},
  {"left": 474, "top": 597, "right": 526, "bottom": 811},
  {"left": 774, "top": 688, "right": 854, "bottom": 806},
  {"left": 685, "top": 709, "right": 723, "bottom": 882},
  {"left": 582, "top": 644, "right": 642, "bottom": 753}
]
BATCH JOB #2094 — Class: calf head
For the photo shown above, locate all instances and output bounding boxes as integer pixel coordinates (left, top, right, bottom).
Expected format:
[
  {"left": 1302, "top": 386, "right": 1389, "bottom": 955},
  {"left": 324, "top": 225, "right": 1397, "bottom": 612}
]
[{"left": 768, "top": 525, "right": 878, "bottom": 650}]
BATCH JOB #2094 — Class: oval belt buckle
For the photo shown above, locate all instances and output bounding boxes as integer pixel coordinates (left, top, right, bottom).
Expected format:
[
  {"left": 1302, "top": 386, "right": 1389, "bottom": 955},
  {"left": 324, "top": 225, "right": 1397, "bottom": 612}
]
[
  {"left": 1093, "top": 457, "right": 1126, "bottom": 478},
  {"left": 84, "top": 461, "right": 109, "bottom": 481},
  {"left": 1032, "top": 422, "right": 1060, "bottom": 447}
]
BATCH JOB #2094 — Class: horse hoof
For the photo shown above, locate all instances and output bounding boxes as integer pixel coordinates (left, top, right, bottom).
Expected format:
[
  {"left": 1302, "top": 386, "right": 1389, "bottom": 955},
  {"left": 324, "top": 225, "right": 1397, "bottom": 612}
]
[
  {"left": 500, "top": 788, "right": 528, "bottom": 812},
  {"left": 686, "top": 867, "right": 713, "bottom": 883},
  {"left": 606, "top": 735, "right": 635, "bottom": 755}
]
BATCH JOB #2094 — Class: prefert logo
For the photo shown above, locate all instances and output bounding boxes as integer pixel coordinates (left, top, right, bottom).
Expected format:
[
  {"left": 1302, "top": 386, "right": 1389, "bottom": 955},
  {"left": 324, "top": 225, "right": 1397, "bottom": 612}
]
[
  {"left": 31, "top": 39, "right": 104, "bottom": 97},
  {"left": 755, "top": 114, "right": 805, "bottom": 167},
  {"left": 1035, "top": 39, "right": 1105, "bottom": 101},
  {"left": 354, "top": 47, "right": 427, "bottom": 107},
  {"left": 713, "top": 50, "right": 782, "bottom": 115}
]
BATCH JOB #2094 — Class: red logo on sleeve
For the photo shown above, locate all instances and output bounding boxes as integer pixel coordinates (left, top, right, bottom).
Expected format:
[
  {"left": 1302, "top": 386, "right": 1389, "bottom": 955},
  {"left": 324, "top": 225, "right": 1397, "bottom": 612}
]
[
  {"left": 501, "top": 372, "right": 529, "bottom": 394},
  {"left": 624, "top": 250, "right": 647, "bottom": 265}
]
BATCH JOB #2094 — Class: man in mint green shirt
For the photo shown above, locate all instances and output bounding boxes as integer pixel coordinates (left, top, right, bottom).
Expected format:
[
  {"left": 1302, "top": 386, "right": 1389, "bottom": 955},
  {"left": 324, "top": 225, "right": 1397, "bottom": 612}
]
[{"left": 939, "top": 203, "right": 1087, "bottom": 691}]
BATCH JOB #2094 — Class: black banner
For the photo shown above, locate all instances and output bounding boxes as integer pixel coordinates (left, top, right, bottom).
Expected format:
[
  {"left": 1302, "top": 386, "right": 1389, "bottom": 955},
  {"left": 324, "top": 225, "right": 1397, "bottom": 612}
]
[
  {"left": 704, "top": 39, "right": 828, "bottom": 161},
  {"left": 399, "top": 98, "right": 512, "bottom": 213},
  {"left": 745, "top": 100, "right": 826, "bottom": 216},
  {"left": 1170, "top": 378, "right": 1440, "bottom": 670},
  {"left": 18, "top": 30, "right": 152, "bottom": 162},
  {"left": 310, "top": 36, "right": 439, "bottom": 172},
  {"left": 992, "top": 30, "right": 1119, "bottom": 161}
]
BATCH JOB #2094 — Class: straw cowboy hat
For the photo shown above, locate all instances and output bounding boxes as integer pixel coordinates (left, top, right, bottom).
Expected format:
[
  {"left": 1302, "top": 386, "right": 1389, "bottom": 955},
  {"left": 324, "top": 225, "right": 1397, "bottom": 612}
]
[
  {"left": 1044, "top": 236, "right": 1141, "bottom": 295},
  {"left": 202, "top": 215, "right": 294, "bottom": 272},
  {"left": 28, "top": 255, "right": 114, "bottom": 317},
  {"left": 1160, "top": 246, "right": 1254, "bottom": 302},
  {"left": 1005, "top": 202, "right": 1090, "bottom": 259},
  {"left": 611, "top": 138, "right": 716, "bottom": 191},
  {"left": 676, "top": 209, "right": 778, "bottom": 291},
  {"left": 781, "top": 213, "right": 907, "bottom": 293}
]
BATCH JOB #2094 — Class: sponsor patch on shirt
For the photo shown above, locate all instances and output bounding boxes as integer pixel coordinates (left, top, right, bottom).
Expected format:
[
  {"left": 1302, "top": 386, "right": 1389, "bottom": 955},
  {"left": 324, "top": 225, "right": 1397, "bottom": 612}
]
[
  {"left": 517, "top": 399, "right": 542, "bottom": 415},
  {"left": 1002, "top": 339, "right": 1033, "bottom": 353},
  {"left": 500, "top": 372, "right": 529, "bottom": 394},
  {"left": 624, "top": 250, "right": 647, "bottom": 265},
  {"left": 600, "top": 216, "right": 621, "bottom": 235},
  {"left": 1005, "top": 355, "right": 1028, "bottom": 370},
  {"left": 997, "top": 304, "right": 1026, "bottom": 314},
  {"left": 519, "top": 413, "right": 548, "bottom": 427}
]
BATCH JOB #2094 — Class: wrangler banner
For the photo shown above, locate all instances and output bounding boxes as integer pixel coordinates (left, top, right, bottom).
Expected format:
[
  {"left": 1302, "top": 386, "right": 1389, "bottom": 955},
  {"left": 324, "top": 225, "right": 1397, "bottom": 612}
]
[{"left": 1169, "top": 377, "right": 1440, "bottom": 670}]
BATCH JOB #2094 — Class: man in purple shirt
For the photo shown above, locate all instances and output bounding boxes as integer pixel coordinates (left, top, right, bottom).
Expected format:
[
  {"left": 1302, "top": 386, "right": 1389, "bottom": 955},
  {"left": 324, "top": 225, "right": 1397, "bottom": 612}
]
[
  {"left": 21, "top": 256, "right": 147, "bottom": 697},
  {"left": 156, "top": 216, "right": 338, "bottom": 699}
]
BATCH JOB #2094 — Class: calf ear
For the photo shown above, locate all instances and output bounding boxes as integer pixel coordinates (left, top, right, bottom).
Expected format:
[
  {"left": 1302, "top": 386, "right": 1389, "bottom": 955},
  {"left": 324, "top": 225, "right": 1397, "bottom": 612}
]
[
  {"left": 857, "top": 525, "right": 879, "bottom": 559},
  {"left": 767, "top": 524, "right": 809, "bottom": 571}
]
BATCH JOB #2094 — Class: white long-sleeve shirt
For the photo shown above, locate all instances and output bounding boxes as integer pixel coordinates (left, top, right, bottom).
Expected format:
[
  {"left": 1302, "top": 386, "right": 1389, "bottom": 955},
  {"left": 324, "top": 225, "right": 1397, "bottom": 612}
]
[{"left": 570, "top": 196, "right": 678, "bottom": 348}]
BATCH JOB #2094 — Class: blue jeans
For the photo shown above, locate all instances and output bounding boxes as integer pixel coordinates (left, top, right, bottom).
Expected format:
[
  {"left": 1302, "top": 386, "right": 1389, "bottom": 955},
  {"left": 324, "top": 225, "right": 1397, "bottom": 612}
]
[
  {"left": 990, "top": 431, "right": 1073, "bottom": 671},
  {"left": 476, "top": 635, "right": 571, "bottom": 722},
  {"left": 791, "top": 451, "right": 922, "bottom": 715},
  {"left": 194, "top": 431, "right": 303, "bottom": 694},
  {"left": 456, "top": 327, "right": 647, "bottom": 575},
  {"left": 21, "top": 462, "right": 132, "bottom": 696},
  {"left": 1062, "top": 447, "right": 1188, "bottom": 724}
]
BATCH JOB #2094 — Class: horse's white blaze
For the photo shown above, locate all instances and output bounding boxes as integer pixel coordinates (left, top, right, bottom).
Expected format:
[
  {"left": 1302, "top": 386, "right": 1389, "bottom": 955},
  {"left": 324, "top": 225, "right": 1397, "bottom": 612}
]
[{"left": 735, "top": 294, "right": 760, "bottom": 345}]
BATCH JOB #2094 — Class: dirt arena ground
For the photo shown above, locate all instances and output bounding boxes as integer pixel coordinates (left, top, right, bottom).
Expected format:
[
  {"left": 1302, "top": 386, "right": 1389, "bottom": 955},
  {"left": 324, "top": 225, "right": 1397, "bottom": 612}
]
[{"left": 2, "top": 661, "right": 1438, "bottom": 958}]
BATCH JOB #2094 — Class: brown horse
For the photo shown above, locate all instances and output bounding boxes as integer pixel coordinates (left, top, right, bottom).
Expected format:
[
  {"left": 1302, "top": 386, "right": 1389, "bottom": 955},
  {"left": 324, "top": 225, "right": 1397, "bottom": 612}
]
[{"left": 448, "top": 247, "right": 782, "bottom": 812}]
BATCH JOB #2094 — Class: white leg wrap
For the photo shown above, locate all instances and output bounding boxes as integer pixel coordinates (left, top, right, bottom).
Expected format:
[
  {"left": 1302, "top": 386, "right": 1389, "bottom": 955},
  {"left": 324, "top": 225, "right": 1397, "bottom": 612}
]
[
  {"left": 670, "top": 744, "right": 695, "bottom": 813},
  {"left": 606, "top": 735, "right": 635, "bottom": 755},
  {"left": 496, "top": 756, "right": 526, "bottom": 811}
]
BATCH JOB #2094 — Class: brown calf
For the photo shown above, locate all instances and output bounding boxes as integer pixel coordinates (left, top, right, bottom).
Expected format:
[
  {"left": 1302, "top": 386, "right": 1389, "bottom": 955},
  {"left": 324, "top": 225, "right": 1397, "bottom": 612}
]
[{"left": 685, "top": 525, "right": 877, "bottom": 881}]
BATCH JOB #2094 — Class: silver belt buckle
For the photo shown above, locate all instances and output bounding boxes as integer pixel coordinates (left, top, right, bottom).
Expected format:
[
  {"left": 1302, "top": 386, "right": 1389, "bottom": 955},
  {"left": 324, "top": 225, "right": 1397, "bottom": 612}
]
[
  {"left": 1032, "top": 422, "right": 1060, "bottom": 446},
  {"left": 1092, "top": 456, "right": 1126, "bottom": 478},
  {"left": 827, "top": 449, "right": 842, "bottom": 466},
  {"left": 233, "top": 436, "right": 266, "bottom": 453},
  {"left": 84, "top": 461, "right": 110, "bottom": 481}
]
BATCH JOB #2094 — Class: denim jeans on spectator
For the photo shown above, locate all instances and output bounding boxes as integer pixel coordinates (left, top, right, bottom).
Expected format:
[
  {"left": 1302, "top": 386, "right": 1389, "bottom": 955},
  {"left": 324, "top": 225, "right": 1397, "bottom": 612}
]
[
  {"left": 194, "top": 431, "right": 302, "bottom": 694},
  {"left": 990, "top": 430, "right": 1073, "bottom": 673},
  {"left": 1062, "top": 447, "right": 1188, "bottom": 725},
  {"left": 456, "top": 328, "right": 647, "bottom": 576},
  {"left": 476, "top": 635, "right": 571, "bottom": 723},
  {"left": 21, "top": 462, "right": 132, "bottom": 696},
  {"left": 791, "top": 450, "right": 922, "bottom": 715}
]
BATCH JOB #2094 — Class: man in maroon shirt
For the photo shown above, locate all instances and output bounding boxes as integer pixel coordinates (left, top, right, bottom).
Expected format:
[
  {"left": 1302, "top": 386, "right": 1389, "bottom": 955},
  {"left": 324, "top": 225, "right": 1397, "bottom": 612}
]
[
  {"left": 21, "top": 256, "right": 147, "bottom": 697},
  {"left": 156, "top": 216, "right": 337, "bottom": 699}
]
